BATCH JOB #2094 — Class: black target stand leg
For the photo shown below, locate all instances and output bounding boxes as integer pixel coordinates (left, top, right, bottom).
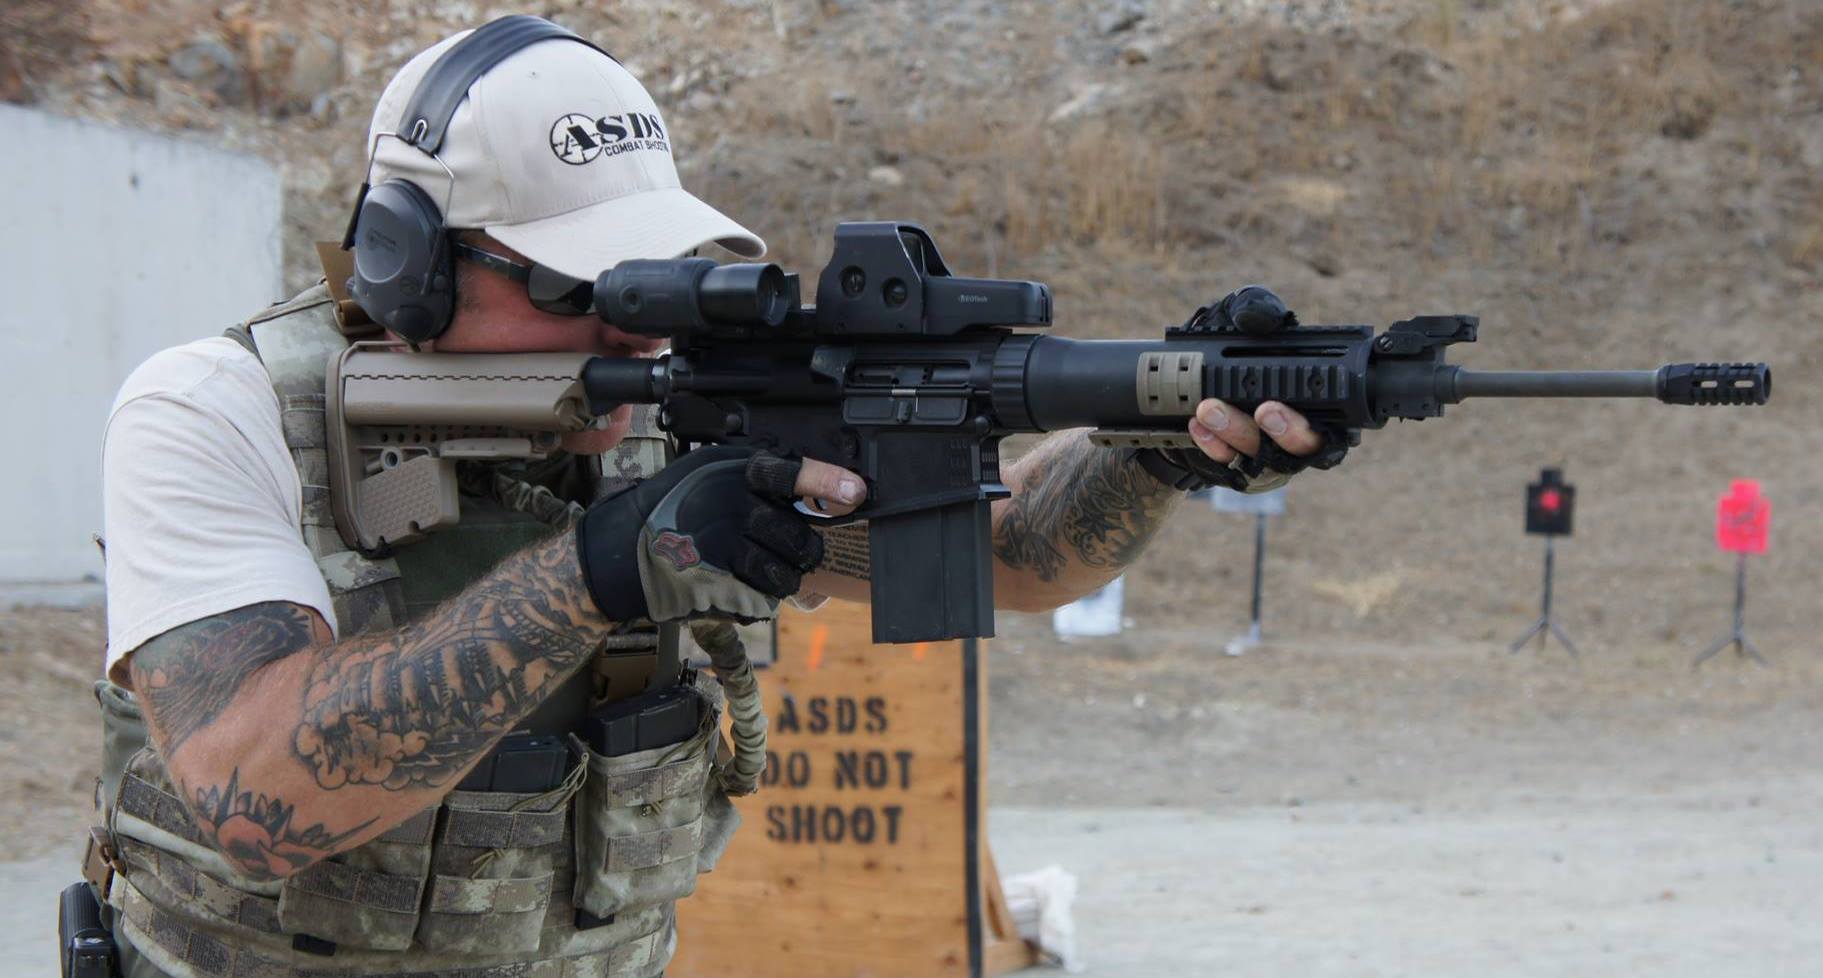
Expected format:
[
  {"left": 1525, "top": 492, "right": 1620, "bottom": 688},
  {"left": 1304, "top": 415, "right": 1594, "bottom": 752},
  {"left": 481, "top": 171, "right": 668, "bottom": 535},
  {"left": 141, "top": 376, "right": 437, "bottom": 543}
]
[
  {"left": 1693, "top": 553, "right": 1769, "bottom": 669},
  {"left": 1224, "top": 513, "right": 1268, "bottom": 656},
  {"left": 1508, "top": 537, "right": 1581, "bottom": 660}
]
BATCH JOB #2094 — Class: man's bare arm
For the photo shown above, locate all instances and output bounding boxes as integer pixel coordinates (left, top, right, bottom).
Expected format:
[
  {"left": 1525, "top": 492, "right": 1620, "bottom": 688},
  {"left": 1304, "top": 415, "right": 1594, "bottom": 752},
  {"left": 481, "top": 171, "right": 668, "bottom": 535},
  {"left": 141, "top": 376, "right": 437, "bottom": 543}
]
[
  {"left": 127, "top": 528, "right": 616, "bottom": 881},
  {"left": 987, "top": 430, "right": 1180, "bottom": 610},
  {"left": 802, "top": 429, "right": 1179, "bottom": 612}
]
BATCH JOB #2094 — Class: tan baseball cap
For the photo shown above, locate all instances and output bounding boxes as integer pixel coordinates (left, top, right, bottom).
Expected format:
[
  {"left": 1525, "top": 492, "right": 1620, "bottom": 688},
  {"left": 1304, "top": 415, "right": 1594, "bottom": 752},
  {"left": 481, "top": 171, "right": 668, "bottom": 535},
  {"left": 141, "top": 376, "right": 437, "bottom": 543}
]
[{"left": 366, "top": 28, "right": 765, "bottom": 280}]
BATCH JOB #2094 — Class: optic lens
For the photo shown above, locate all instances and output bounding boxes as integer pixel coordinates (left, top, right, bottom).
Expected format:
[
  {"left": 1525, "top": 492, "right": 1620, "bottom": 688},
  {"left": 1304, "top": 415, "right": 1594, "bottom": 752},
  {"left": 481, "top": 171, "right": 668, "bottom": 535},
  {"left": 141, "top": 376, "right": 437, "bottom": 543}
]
[{"left": 699, "top": 263, "right": 788, "bottom": 327}]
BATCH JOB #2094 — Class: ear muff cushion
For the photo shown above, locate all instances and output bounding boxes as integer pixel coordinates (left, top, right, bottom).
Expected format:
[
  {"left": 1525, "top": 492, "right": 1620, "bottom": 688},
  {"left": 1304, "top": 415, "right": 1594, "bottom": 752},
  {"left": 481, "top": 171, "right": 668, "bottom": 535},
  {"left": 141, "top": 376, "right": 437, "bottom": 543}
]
[{"left": 349, "top": 180, "right": 454, "bottom": 342}]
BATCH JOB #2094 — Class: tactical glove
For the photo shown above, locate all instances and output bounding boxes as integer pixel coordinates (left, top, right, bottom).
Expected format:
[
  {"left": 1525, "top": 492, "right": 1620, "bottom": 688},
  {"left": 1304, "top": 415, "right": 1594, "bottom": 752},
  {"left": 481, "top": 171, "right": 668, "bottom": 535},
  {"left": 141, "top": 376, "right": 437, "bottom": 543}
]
[
  {"left": 1135, "top": 285, "right": 1350, "bottom": 493},
  {"left": 575, "top": 446, "right": 824, "bottom": 624},
  {"left": 1133, "top": 435, "right": 1351, "bottom": 494}
]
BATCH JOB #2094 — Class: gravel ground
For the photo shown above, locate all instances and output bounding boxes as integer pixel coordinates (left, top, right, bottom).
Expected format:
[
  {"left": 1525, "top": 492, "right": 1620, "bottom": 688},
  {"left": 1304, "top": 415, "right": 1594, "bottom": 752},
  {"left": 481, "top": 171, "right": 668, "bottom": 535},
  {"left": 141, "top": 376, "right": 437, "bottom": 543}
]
[{"left": 989, "top": 786, "right": 1822, "bottom": 977}]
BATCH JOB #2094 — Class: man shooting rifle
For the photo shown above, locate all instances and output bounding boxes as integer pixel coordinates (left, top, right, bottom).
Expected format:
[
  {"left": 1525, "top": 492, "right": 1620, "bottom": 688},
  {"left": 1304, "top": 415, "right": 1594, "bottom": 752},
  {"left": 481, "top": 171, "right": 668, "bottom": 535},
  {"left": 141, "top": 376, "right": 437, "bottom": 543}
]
[{"left": 76, "top": 16, "right": 1322, "bottom": 978}]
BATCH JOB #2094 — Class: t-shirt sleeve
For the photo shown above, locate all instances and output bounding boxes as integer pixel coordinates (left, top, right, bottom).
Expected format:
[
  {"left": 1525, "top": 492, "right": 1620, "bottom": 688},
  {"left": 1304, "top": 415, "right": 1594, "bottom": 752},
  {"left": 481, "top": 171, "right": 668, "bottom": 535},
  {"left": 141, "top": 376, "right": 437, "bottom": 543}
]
[{"left": 101, "top": 353, "right": 337, "bottom": 680}]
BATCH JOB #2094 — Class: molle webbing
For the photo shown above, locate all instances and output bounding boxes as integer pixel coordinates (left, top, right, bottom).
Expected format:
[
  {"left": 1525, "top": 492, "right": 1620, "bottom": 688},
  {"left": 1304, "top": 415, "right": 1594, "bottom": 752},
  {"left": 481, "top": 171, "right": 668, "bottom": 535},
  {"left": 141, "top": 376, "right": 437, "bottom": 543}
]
[
  {"left": 594, "top": 753, "right": 711, "bottom": 809},
  {"left": 114, "top": 881, "right": 673, "bottom": 978},
  {"left": 113, "top": 836, "right": 285, "bottom": 936},
  {"left": 602, "top": 821, "right": 703, "bottom": 874},
  {"left": 441, "top": 806, "right": 566, "bottom": 850},
  {"left": 117, "top": 772, "right": 206, "bottom": 849},
  {"left": 107, "top": 748, "right": 678, "bottom": 977},
  {"left": 240, "top": 287, "right": 351, "bottom": 551}
]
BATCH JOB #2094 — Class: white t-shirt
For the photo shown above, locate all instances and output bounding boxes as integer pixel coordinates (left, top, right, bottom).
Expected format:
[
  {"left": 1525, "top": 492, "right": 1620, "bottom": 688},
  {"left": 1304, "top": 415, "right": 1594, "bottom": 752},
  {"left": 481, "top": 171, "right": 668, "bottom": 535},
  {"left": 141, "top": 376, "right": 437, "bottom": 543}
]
[{"left": 101, "top": 337, "right": 336, "bottom": 680}]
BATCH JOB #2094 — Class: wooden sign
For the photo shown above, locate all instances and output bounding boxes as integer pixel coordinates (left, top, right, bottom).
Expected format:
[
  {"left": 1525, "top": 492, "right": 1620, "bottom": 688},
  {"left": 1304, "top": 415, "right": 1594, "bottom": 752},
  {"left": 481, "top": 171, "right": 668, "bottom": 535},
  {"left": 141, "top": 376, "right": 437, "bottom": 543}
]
[{"left": 671, "top": 601, "right": 1033, "bottom": 978}]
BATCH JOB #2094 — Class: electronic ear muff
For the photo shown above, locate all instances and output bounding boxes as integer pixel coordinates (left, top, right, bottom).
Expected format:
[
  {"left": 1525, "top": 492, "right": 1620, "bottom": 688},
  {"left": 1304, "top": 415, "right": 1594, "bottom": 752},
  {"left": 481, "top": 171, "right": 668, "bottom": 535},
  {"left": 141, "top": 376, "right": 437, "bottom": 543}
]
[
  {"left": 346, "top": 179, "right": 454, "bottom": 344},
  {"left": 341, "top": 15, "right": 612, "bottom": 344}
]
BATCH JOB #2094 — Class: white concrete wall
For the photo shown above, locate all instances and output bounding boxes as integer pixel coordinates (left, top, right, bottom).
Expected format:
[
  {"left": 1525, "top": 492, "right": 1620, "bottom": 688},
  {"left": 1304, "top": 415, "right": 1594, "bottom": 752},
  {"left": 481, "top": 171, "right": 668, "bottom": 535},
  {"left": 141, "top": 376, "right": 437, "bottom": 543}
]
[{"left": 0, "top": 105, "right": 282, "bottom": 603}]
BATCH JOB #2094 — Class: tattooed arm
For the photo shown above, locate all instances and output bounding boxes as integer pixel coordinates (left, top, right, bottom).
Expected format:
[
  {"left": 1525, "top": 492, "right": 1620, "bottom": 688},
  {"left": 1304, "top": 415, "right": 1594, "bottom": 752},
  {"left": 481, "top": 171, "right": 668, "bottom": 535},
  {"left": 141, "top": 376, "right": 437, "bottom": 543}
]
[
  {"left": 126, "top": 529, "right": 615, "bottom": 881},
  {"left": 985, "top": 431, "right": 1183, "bottom": 610},
  {"left": 801, "top": 429, "right": 1179, "bottom": 613}
]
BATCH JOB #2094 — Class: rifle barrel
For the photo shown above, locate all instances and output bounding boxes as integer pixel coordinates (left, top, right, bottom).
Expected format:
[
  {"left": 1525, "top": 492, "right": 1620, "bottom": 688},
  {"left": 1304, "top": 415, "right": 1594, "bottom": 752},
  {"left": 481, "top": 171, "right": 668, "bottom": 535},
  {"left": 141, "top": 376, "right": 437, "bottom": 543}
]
[
  {"left": 1453, "top": 362, "right": 1769, "bottom": 406},
  {"left": 1452, "top": 369, "right": 1659, "bottom": 398}
]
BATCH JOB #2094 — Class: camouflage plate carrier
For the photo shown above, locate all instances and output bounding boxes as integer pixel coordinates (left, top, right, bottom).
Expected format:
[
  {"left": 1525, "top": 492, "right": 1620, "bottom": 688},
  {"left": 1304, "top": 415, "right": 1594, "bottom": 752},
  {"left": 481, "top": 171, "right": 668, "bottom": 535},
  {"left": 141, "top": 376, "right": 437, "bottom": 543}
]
[{"left": 87, "top": 283, "right": 740, "bottom": 978}]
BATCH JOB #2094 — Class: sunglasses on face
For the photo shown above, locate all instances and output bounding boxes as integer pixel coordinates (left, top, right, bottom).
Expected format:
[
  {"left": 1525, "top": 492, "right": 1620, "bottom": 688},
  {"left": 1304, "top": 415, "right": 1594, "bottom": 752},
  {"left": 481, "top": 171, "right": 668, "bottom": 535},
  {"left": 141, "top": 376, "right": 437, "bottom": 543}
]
[
  {"left": 452, "top": 241, "right": 596, "bottom": 316},
  {"left": 452, "top": 242, "right": 706, "bottom": 318}
]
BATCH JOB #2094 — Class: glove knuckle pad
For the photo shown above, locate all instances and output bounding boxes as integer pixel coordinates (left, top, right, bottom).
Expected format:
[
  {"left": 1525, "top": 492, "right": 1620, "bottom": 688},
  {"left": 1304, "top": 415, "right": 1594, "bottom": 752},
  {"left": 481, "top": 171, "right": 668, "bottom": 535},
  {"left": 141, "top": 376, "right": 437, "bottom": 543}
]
[
  {"left": 734, "top": 546, "right": 800, "bottom": 599},
  {"left": 745, "top": 506, "right": 822, "bottom": 570}
]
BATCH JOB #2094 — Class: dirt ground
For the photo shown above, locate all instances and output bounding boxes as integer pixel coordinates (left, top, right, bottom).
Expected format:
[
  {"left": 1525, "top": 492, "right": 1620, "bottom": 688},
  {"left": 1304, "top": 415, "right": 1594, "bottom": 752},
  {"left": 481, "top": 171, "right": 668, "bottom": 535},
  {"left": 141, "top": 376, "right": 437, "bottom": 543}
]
[
  {"left": 0, "top": 607, "right": 106, "bottom": 856},
  {"left": 986, "top": 612, "right": 1823, "bottom": 815},
  {"left": 984, "top": 612, "right": 1823, "bottom": 975}
]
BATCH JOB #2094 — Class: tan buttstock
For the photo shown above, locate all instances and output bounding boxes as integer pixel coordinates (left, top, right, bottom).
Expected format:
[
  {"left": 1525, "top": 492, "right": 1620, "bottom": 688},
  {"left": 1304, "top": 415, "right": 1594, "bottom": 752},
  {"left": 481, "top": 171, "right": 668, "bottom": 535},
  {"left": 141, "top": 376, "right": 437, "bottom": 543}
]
[
  {"left": 326, "top": 343, "right": 600, "bottom": 552},
  {"left": 314, "top": 242, "right": 382, "bottom": 336}
]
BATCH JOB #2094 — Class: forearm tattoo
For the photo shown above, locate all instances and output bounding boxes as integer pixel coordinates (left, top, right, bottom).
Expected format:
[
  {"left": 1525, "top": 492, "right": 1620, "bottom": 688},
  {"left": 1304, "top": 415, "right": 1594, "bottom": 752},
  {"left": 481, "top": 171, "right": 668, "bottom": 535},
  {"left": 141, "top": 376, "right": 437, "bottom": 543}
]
[
  {"left": 130, "top": 530, "right": 614, "bottom": 876},
  {"left": 293, "top": 530, "right": 614, "bottom": 791},
  {"left": 191, "top": 769, "right": 371, "bottom": 881},
  {"left": 992, "top": 433, "right": 1179, "bottom": 582}
]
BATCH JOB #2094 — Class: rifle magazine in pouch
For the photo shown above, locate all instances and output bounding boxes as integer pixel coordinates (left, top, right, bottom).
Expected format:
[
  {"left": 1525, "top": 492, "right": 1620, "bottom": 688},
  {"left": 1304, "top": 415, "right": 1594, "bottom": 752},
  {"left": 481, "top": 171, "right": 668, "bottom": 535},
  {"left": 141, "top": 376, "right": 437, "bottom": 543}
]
[
  {"left": 572, "top": 700, "right": 738, "bottom": 920},
  {"left": 412, "top": 778, "right": 576, "bottom": 955},
  {"left": 275, "top": 808, "right": 435, "bottom": 952}
]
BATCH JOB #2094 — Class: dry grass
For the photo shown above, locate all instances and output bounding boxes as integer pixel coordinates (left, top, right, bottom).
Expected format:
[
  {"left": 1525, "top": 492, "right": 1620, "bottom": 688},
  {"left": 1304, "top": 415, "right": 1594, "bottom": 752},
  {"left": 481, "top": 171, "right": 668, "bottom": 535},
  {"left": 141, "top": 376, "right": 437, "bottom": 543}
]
[
  {"left": 931, "top": 2, "right": 1793, "bottom": 282},
  {"left": 517, "top": 0, "right": 1817, "bottom": 299},
  {"left": 1310, "top": 570, "right": 1410, "bottom": 618},
  {"left": 1795, "top": 190, "right": 1823, "bottom": 267}
]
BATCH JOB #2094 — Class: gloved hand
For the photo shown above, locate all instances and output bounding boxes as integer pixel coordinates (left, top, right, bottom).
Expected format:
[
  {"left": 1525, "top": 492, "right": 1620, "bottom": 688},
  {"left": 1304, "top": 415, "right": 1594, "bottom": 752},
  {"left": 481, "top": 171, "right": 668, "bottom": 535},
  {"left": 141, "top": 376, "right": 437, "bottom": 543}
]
[
  {"left": 1137, "top": 286, "right": 1350, "bottom": 493},
  {"left": 575, "top": 446, "right": 827, "bottom": 623},
  {"left": 1135, "top": 430, "right": 1350, "bottom": 494}
]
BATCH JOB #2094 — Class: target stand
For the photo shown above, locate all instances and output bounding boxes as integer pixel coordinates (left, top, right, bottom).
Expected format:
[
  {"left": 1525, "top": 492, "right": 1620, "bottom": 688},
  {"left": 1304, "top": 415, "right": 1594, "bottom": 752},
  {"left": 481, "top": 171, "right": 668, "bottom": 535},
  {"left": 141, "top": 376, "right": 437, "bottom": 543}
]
[
  {"left": 1508, "top": 536, "right": 1581, "bottom": 660},
  {"left": 1508, "top": 468, "right": 1582, "bottom": 660},
  {"left": 1693, "top": 480, "right": 1771, "bottom": 670},
  {"left": 1693, "top": 553, "right": 1768, "bottom": 669}
]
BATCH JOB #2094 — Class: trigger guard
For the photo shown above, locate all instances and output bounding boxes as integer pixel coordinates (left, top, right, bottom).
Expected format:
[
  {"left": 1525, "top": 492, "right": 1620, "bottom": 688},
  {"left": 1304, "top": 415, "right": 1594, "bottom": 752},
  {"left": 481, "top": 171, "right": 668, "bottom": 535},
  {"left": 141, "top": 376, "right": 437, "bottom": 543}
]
[{"left": 792, "top": 499, "right": 863, "bottom": 525}]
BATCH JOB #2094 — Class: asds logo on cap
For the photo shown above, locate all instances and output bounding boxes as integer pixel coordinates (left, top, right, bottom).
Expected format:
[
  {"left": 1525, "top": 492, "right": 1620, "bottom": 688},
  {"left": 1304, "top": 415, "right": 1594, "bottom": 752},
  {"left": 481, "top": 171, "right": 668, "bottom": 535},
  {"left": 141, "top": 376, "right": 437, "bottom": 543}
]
[
  {"left": 548, "top": 112, "right": 670, "bottom": 166},
  {"left": 368, "top": 25, "right": 765, "bottom": 278}
]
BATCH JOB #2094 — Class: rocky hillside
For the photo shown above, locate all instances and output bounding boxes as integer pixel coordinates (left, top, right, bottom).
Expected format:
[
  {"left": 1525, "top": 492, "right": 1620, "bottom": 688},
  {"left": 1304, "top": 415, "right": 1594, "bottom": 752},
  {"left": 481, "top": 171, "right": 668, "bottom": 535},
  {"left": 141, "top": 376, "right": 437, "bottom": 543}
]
[{"left": 6, "top": 0, "right": 1820, "bottom": 656}]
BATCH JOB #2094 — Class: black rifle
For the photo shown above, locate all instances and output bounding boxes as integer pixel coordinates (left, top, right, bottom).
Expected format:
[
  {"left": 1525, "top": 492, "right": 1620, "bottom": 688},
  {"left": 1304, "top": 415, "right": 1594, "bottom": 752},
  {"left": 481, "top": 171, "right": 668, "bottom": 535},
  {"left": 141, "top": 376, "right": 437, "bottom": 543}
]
[{"left": 577, "top": 222, "right": 1770, "bottom": 644}]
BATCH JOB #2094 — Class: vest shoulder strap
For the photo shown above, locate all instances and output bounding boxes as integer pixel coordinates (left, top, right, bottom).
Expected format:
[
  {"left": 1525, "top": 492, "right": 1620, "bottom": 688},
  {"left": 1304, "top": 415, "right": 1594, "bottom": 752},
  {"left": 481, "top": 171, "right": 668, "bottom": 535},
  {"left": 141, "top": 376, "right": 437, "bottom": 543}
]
[
  {"left": 220, "top": 324, "right": 258, "bottom": 357},
  {"left": 240, "top": 284, "right": 406, "bottom": 633},
  {"left": 242, "top": 283, "right": 344, "bottom": 400}
]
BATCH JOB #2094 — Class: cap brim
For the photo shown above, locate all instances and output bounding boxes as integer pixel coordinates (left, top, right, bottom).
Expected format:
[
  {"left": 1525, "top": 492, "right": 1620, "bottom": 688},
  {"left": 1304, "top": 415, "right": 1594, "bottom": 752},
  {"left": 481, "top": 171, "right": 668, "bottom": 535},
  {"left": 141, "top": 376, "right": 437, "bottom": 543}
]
[{"left": 486, "top": 187, "right": 766, "bottom": 280}]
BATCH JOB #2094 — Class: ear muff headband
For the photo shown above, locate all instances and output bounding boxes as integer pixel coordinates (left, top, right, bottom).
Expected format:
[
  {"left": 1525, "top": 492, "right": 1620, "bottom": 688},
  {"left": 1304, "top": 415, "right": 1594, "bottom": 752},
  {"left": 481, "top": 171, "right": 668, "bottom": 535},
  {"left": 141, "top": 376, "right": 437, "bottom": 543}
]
[
  {"left": 345, "top": 15, "right": 615, "bottom": 342},
  {"left": 397, "top": 15, "right": 611, "bottom": 154}
]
